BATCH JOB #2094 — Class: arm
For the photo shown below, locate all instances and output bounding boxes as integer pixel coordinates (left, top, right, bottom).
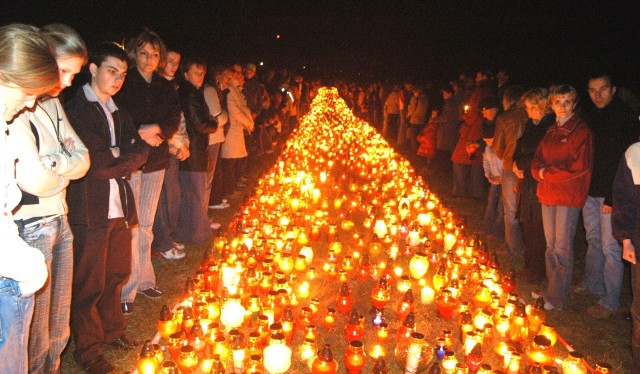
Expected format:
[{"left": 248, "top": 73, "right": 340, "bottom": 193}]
[
  {"left": 180, "top": 87, "right": 218, "bottom": 135},
  {"left": 612, "top": 151, "right": 637, "bottom": 246},
  {"left": 204, "top": 85, "right": 228, "bottom": 128},
  {"left": 493, "top": 116, "right": 506, "bottom": 159},
  {"left": 50, "top": 99, "right": 90, "bottom": 179},
  {"left": 228, "top": 86, "right": 255, "bottom": 132},
  {"left": 539, "top": 127, "right": 593, "bottom": 182},
  {"left": 156, "top": 79, "right": 181, "bottom": 141},
  {"left": 11, "top": 115, "right": 67, "bottom": 198}
]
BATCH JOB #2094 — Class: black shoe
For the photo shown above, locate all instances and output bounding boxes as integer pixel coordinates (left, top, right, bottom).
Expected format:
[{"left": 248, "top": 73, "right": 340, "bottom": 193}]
[
  {"left": 107, "top": 334, "right": 140, "bottom": 350},
  {"left": 83, "top": 355, "right": 116, "bottom": 374},
  {"left": 121, "top": 302, "right": 134, "bottom": 316},
  {"left": 138, "top": 287, "right": 163, "bottom": 299}
]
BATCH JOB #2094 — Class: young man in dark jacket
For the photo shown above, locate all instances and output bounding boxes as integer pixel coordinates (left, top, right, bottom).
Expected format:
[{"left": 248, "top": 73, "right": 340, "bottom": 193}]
[
  {"left": 582, "top": 73, "right": 640, "bottom": 319},
  {"left": 176, "top": 57, "right": 218, "bottom": 245},
  {"left": 65, "top": 42, "right": 149, "bottom": 374}
]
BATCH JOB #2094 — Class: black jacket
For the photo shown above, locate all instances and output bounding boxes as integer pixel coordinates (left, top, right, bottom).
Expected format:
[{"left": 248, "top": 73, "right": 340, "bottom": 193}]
[
  {"left": 178, "top": 81, "right": 218, "bottom": 172},
  {"left": 115, "top": 69, "right": 180, "bottom": 173},
  {"left": 65, "top": 88, "right": 149, "bottom": 228},
  {"left": 586, "top": 98, "right": 639, "bottom": 205}
]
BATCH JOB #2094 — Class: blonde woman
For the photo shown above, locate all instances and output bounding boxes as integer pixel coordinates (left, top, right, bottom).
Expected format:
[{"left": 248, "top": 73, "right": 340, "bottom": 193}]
[{"left": 0, "top": 23, "right": 59, "bottom": 373}]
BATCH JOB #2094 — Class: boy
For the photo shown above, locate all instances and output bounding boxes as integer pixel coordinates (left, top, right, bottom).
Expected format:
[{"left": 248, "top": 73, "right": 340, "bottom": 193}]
[{"left": 65, "top": 42, "right": 148, "bottom": 373}]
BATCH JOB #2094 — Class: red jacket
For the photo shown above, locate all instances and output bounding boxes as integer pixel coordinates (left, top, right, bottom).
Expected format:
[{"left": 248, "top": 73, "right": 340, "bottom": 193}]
[{"left": 531, "top": 113, "right": 593, "bottom": 208}]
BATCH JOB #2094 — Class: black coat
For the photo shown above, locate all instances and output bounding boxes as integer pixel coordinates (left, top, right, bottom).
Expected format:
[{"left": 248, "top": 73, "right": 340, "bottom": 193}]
[
  {"left": 513, "top": 113, "right": 555, "bottom": 222},
  {"left": 65, "top": 88, "right": 149, "bottom": 228},
  {"left": 178, "top": 81, "right": 218, "bottom": 172},
  {"left": 585, "top": 98, "right": 640, "bottom": 205},
  {"left": 115, "top": 69, "right": 180, "bottom": 173}
]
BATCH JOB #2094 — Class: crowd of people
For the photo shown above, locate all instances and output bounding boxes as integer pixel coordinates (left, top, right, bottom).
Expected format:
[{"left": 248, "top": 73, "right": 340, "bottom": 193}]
[
  {"left": 3, "top": 20, "right": 640, "bottom": 374},
  {"left": 340, "top": 69, "right": 640, "bottom": 371},
  {"left": 0, "top": 23, "right": 312, "bottom": 374}
]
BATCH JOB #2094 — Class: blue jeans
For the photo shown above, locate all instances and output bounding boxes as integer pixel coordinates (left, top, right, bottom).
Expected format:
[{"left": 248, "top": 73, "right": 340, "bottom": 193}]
[
  {"left": 152, "top": 157, "right": 181, "bottom": 252},
  {"left": 502, "top": 169, "right": 524, "bottom": 255},
  {"left": 483, "top": 183, "right": 504, "bottom": 238},
  {"left": 122, "top": 169, "right": 165, "bottom": 303},
  {"left": 17, "top": 215, "right": 73, "bottom": 374},
  {"left": 582, "top": 196, "right": 623, "bottom": 310},
  {"left": 541, "top": 204, "right": 581, "bottom": 309},
  {"left": 452, "top": 162, "right": 485, "bottom": 199},
  {"left": 0, "top": 277, "right": 34, "bottom": 374},
  {"left": 177, "top": 171, "right": 212, "bottom": 245}
]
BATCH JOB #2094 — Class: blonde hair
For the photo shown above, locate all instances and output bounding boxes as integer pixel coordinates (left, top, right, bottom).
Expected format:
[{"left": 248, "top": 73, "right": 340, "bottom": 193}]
[
  {"left": 0, "top": 24, "right": 59, "bottom": 95},
  {"left": 522, "top": 88, "right": 550, "bottom": 112},
  {"left": 41, "top": 23, "right": 88, "bottom": 63}
]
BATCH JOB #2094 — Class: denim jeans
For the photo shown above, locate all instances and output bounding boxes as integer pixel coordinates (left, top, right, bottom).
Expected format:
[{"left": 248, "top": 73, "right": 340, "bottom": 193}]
[
  {"left": 541, "top": 204, "right": 581, "bottom": 309},
  {"left": 205, "top": 143, "right": 222, "bottom": 205},
  {"left": 122, "top": 169, "right": 165, "bottom": 303},
  {"left": 17, "top": 215, "right": 73, "bottom": 374},
  {"left": 502, "top": 169, "right": 524, "bottom": 255},
  {"left": 152, "top": 157, "right": 181, "bottom": 252},
  {"left": 483, "top": 183, "right": 504, "bottom": 238},
  {"left": 0, "top": 277, "right": 34, "bottom": 374},
  {"left": 452, "top": 162, "right": 485, "bottom": 199},
  {"left": 177, "top": 171, "right": 213, "bottom": 245},
  {"left": 582, "top": 196, "right": 623, "bottom": 310}
]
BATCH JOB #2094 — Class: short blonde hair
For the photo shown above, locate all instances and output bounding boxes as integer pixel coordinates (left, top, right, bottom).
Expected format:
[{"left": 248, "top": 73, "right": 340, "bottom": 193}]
[
  {"left": 0, "top": 24, "right": 59, "bottom": 95},
  {"left": 522, "top": 88, "right": 550, "bottom": 112}
]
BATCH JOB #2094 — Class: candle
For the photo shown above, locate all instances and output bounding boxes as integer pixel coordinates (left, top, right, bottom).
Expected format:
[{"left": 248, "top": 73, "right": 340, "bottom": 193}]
[{"left": 420, "top": 285, "right": 435, "bottom": 304}]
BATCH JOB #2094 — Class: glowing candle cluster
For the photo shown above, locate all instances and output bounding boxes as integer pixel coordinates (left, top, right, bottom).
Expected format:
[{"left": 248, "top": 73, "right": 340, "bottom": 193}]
[{"left": 133, "top": 87, "right": 603, "bottom": 373}]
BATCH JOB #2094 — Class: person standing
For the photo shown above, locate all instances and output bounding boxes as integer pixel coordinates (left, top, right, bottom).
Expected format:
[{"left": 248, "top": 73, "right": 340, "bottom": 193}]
[
  {"left": 11, "top": 24, "right": 90, "bottom": 374},
  {"left": 151, "top": 49, "right": 189, "bottom": 260},
  {"left": 612, "top": 141, "right": 640, "bottom": 373},
  {"left": 175, "top": 57, "right": 218, "bottom": 245},
  {"left": 0, "top": 23, "right": 57, "bottom": 374},
  {"left": 531, "top": 84, "right": 593, "bottom": 311},
  {"left": 513, "top": 88, "right": 555, "bottom": 283},
  {"left": 65, "top": 42, "right": 149, "bottom": 373},
  {"left": 116, "top": 30, "right": 180, "bottom": 308},
  {"left": 492, "top": 85, "right": 528, "bottom": 257},
  {"left": 581, "top": 73, "right": 640, "bottom": 319}
]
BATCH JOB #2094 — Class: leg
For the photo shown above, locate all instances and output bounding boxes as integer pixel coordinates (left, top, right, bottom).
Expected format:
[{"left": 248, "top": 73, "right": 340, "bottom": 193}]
[
  {"left": 583, "top": 195, "right": 606, "bottom": 294},
  {"left": 100, "top": 219, "right": 131, "bottom": 342},
  {"left": 210, "top": 149, "right": 226, "bottom": 206},
  {"left": 598, "top": 202, "right": 623, "bottom": 310},
  {"left": 522, "top": 202, "right": 547, "bottom": 281},
  {"left": 44, "top": 217, "right": 74, "bottom": 373},
  {"left": 70, "top": 224, "right": 108, "bottom": 366},
  {"left": 502, "top": 169, "right": 524, "bottom": 256},
  {"left": 177, "top": 171, "right": 212, "bottom": 245},
  {"left": 452, "top": 163, "right": 468, "bottom": 197},
  {"left": 0, "top": 278, "right": 34, "bottom": 374},
  {"left": 152, "top": 156, "right": 181, "bottom": 252},
  {"left": 122, "top": 171, "right": 141, "bottom": 304},
  {"left": 122, "top": 169, "right": 164, "bottom": 302},
  {"left": 469, "top": 163, "right": 486, "bottom": 199},
  {"left": 543, "top": 205, "right": 580, "bottom": 309}
]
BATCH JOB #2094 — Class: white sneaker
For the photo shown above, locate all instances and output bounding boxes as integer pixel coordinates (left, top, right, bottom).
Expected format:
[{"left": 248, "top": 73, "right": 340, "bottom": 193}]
[
  {"left": 209, "top": 203, "right": 230, "bottom": 210},
  {"left": 156, "top": 248, "right": 186, "bottom": 260},
  {"left": 173, "top": 242, "right": 185, "bottom": 250},
  {"left": 210, "top": 222, "right": 221, "bottom": 230}
]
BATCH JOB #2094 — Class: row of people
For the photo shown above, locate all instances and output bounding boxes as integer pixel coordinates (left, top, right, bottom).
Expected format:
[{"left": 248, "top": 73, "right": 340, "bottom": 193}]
[{"left": 0, "top": 23, "right": 309, "bottom": 374}]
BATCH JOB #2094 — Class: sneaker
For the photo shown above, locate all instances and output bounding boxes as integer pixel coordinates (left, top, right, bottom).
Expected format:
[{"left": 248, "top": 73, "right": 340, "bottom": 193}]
[
  {"left": 209, "top": 202, "right": 230, "bottom": 210},
  {"left": 155, "top": 248, "right": 186, "bottom": 260},
  {"left": 586, "top": 303, "right": 613, "bottom": 319},
  {"left": 210, "top": 222, "right": 221, "bottom": 230},
  {"left": 173, "top": 241, "right": 185, "bottom": 250},
  {"left": 121, "top": 302, "right": 134, "bottom": 316},
  {"left": 138, "top": 287, "right": 163, "bottom": 299}
]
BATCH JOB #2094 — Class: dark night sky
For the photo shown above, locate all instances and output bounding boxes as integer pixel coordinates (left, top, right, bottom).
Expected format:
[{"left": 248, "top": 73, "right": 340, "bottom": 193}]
[{"left": 3, "top": 1, "right": 640, "bottom": 90}]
